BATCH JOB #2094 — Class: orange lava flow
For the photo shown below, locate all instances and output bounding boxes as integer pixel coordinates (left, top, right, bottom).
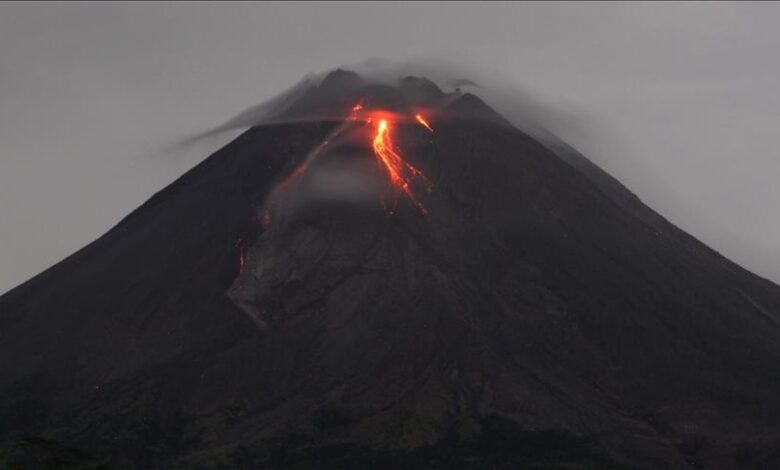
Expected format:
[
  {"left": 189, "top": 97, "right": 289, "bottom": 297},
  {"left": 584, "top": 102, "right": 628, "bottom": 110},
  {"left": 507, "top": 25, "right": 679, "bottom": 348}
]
[
  {"left": 371, "top": 118, "right": 431, "bottom": 216},
  {"left": 415, "top": 114, "right": 434, "bottom": 132}
]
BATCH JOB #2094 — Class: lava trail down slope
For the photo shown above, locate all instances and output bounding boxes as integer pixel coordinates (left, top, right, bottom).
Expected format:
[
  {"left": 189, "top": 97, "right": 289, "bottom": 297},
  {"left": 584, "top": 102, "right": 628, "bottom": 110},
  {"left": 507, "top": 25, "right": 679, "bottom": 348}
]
[{"left": 2, "top": 71, "right": 780, "bottom": 469}]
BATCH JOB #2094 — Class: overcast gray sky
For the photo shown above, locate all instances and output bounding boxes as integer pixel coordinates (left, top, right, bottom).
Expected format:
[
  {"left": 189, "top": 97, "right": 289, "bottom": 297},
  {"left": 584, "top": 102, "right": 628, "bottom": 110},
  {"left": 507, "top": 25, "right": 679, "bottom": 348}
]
[{"left": 1, "top": 2, "right": 780, "bottom": 293}]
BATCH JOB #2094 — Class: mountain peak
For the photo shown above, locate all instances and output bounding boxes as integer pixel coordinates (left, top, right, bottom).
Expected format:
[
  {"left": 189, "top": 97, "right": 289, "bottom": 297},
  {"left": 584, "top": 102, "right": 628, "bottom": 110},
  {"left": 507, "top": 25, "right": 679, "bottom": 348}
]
[
  {"left": 317, "top": 68, "right": 363, "bottom": 91},
  {"left": 3, "top": 66, "right": 780, "bottom": 469}
]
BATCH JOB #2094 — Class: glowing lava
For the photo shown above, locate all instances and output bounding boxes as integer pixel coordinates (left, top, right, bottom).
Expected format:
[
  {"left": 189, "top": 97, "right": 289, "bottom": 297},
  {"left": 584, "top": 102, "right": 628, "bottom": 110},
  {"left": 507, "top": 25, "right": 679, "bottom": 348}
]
[
  {"left": 260, "top": 103, "right": 435, "bottom": 227},
  {"left": 415, "top": 114, "right": 434, "bottom": 132},
  {"left": 371, "top": 118, "right": 431, "bottom": 216}
]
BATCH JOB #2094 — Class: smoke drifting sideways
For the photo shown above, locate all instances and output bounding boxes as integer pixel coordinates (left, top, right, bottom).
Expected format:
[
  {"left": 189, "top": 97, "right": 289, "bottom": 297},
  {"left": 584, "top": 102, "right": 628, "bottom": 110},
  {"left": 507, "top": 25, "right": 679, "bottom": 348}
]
[
  {"left": 183, "top": 58, "right": 620, "bottom": 225},
  {"left": 188, "top": 58, "right": 596, "bottom": 143}
]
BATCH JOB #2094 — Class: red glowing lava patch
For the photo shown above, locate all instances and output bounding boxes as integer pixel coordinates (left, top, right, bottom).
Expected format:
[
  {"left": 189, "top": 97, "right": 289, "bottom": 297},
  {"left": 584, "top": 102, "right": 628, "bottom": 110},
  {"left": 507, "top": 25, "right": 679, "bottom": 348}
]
[
  {"left": 369, "top": 116, "right": 432, "bottom": 216},
  {"left": 415, "top": 114, "right": 434, "bottom": 132},
  {"left": 238, "top": 104, "right": 436, "bottom": 273},
  {"left": 260, "top": 103, "right": 436, "bottom": 228},
  {"left": 349, "top": 104, "right": 435, "bottom": 216}
]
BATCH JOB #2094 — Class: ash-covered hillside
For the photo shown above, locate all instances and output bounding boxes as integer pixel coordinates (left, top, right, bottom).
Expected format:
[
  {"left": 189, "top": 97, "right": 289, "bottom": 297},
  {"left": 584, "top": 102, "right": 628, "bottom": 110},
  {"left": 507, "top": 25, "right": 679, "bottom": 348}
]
[{"left": 2, "top": 70, "right": 780, "bottom": 469}]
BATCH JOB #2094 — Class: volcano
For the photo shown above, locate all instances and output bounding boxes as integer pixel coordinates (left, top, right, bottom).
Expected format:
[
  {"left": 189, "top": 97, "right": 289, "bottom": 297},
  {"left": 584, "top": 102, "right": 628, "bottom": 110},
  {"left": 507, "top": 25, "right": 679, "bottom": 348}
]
[{"left": 2, "top": 70, "right": 780, "bottom": 469}]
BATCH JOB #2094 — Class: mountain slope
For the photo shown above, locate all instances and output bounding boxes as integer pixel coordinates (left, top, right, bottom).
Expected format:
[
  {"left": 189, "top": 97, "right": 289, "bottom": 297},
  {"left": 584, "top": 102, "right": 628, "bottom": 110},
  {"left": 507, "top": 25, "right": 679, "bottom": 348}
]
[{"left": 2, "top": 73, "right": 780, "bottom": 469}]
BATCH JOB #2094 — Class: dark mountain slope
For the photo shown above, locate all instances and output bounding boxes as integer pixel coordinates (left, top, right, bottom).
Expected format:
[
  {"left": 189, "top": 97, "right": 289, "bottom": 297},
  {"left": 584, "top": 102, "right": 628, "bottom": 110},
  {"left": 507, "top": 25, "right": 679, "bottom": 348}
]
[{"left": 2, "top": 74, "right": 780, "bottom": 469}]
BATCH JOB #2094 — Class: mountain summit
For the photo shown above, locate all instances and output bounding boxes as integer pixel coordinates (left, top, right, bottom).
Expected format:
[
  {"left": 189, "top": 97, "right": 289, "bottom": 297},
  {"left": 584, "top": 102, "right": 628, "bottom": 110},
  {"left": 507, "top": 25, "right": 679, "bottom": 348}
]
[{"left": 2, "top": 70, "right": 780, "bottom": 469}]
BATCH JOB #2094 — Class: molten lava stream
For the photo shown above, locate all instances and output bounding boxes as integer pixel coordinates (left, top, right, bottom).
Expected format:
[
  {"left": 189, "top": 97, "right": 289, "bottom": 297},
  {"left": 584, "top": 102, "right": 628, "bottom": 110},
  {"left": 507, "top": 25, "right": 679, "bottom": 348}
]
[
  {"left": 371, "top": 118, "right": 431, "bottom": 216},
  {"left": 415, "top": 114, "right": 434, "bottom": 132}
]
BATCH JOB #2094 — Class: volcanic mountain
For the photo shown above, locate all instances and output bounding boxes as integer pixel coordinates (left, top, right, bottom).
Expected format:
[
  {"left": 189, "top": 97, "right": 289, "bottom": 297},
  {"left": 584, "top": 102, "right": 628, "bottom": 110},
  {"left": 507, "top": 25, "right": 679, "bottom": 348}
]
[{"left": 2, "top": 70, "right": 780, "bottom": 469}]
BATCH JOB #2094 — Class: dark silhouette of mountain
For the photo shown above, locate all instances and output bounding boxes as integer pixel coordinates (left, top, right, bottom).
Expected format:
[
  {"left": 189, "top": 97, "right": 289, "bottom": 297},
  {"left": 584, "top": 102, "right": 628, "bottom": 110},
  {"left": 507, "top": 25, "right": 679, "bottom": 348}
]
[{"left": 2, "top": 70, "right": 780, "bottom": 469}]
